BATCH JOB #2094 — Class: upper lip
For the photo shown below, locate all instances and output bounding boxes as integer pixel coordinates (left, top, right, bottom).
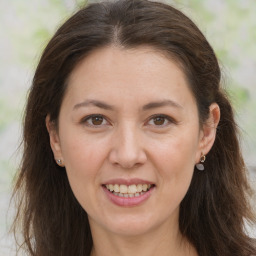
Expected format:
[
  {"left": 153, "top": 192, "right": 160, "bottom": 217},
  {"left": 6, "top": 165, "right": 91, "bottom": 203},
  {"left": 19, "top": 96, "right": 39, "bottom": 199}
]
[{"left": 103, "top": 178, "right": 154, "bottom": 186}]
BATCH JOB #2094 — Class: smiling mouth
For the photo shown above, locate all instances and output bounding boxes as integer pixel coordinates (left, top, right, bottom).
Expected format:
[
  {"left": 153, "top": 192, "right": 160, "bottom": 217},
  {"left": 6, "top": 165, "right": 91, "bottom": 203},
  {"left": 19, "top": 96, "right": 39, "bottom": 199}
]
[{"left": 103, "top": 184, "right": 155, "bottom": 198}]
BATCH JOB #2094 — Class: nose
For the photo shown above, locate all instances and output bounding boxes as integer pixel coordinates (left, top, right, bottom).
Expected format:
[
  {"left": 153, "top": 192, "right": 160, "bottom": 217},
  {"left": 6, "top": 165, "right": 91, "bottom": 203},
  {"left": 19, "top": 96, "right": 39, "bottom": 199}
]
[{"left": 108, "top": 123, "right": 147, "bottom": 169}]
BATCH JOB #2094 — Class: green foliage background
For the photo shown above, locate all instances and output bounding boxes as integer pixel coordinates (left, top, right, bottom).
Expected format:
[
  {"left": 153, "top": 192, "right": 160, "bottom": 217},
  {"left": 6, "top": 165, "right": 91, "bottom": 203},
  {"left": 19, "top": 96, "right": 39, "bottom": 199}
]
[{"left": 0, "top": 0, "right": 255, "bottom": 254}]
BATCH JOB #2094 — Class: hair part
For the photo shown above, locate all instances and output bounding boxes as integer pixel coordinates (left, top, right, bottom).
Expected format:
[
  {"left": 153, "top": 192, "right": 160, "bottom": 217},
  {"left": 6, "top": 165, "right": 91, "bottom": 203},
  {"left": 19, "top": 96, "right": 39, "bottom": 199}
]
[{"left": 13, "top": 0, "right": 256, "bottom": 255}]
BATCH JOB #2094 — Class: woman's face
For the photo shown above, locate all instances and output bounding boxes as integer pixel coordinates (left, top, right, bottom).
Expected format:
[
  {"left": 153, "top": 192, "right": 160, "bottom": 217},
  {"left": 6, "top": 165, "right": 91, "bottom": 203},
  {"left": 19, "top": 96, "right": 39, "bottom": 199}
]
[{"left": 48, "top": 46, "right": 214, "bottom": 237}]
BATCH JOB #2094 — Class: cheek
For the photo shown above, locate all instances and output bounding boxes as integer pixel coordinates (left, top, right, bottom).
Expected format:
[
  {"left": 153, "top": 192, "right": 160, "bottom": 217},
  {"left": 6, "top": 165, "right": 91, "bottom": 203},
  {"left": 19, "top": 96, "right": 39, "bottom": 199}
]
[
  {"left": 61, "top": 130, "right": 107, "bottom": 169},
  {"left": 149, "top": 132, "right": 198, "bottom": 193},
  {"left": 153, "top": 139, "right": 196, "bottom": 213},
  {"left": 59, "top": 131, "right": 109, "bottom": 197},
  {"left": 151, "top": 134, "right": 198, "bottom": 171},
  {"left": 60, "top": 136, "right": 108, "bottom": 212}
]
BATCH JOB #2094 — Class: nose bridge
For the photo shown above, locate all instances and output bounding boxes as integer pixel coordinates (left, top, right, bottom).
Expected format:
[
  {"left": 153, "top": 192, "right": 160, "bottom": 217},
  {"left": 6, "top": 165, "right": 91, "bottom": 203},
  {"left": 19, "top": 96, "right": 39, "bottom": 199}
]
[{"left": 109, "top": 121, "right": 147, "bottom": 168}]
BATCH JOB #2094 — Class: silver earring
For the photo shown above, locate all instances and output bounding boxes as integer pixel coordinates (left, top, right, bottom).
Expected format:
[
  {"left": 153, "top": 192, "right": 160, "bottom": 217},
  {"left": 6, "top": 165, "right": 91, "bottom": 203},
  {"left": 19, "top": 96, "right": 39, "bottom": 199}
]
[
  {"left": 56, "top": 159, "right": 62, "bottom": 166},
  {"left": 196, "top": 154, "right": 206, "bottom": 171}
]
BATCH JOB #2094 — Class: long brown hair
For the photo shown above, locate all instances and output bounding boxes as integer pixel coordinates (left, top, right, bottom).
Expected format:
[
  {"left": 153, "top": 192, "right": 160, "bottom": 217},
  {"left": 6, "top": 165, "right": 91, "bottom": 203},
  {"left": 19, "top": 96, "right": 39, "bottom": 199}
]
[{"left": 13, "top": 0, "right": 256, "bottom": 255}]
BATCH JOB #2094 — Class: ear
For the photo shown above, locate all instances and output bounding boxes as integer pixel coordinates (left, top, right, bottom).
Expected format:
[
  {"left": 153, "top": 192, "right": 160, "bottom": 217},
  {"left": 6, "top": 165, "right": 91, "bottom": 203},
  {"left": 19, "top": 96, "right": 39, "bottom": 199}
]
[
  {"left": 45, "top": 115, "right": 65, "bottom": 167},
  {"left": 196, "top": 103, "right": 220, "bottom": 162}
]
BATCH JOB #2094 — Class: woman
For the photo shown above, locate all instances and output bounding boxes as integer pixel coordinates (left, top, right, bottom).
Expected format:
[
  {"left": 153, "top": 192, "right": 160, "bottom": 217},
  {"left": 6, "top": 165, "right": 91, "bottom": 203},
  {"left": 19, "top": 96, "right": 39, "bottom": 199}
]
[{"left": 13, "top": 0, "right": 256, "bottom": 255}]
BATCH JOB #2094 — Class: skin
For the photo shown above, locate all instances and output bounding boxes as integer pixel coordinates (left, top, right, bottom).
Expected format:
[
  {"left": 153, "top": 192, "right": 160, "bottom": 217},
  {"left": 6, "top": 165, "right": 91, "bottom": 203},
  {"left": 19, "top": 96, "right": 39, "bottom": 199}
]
[{"left": 46, "top": 46, "right": 220, "bottom": 256}]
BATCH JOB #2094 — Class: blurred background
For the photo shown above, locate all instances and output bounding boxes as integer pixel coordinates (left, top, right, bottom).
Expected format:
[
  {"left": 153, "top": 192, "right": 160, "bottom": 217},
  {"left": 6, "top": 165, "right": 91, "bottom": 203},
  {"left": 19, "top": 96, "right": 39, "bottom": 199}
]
[{"left": 0, "top": 0, "right": 255, "bottom": 254}]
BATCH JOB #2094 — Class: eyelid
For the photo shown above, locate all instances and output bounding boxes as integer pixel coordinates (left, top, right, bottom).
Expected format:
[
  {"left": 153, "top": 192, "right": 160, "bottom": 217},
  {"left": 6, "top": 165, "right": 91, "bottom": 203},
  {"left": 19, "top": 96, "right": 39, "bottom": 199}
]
[
  {"left": 80, "top": 113, "right": 177, "bottom": 128},
  {"left": 146, "top": 114, "right": 177, "bottom": 127},
  {"left": 80, "top": 114, "right": 111, "bottom": 127}
]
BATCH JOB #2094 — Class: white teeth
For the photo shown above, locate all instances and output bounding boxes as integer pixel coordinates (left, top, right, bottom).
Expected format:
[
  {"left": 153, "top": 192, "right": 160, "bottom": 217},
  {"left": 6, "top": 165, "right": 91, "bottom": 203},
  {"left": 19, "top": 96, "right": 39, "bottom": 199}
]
[
  {"left": 114, "top": 184, "right": 119, "bottom": 193},
  {"left": 120, "top": 184, "right": 128, "bottom": 193},
  {"left": 137, "top": 184, "right": 142, "bottom": 192},
  {"left": 109, "top": 184, "right": 114, "bottom": 192},
  {"left": 105, "top": 183, "right": 153, "bottom": 197},
  {"left": 128, "top": 184, "right": 137, "bottom": 193},
  {"left": 142, "top": 184, "right": 148, "bottom": 192}
]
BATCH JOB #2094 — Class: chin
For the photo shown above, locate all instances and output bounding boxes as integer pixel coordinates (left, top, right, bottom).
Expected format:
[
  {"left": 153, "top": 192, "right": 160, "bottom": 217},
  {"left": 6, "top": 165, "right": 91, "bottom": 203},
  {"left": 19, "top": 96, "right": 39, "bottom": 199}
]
[{"left": 100, "top": 212, "right": 163, "bottom": 237}]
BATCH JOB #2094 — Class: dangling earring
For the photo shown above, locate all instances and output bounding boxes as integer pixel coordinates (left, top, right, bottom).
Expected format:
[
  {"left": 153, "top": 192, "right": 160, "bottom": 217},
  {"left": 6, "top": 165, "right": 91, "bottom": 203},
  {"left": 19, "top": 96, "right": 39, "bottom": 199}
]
[{"left": 196, "top": 153, "right": 206, "bottom": 171}]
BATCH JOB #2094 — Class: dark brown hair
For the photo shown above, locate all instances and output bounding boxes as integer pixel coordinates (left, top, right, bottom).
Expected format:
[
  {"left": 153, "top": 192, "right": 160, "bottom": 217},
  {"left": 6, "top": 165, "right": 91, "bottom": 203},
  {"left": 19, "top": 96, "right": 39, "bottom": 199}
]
[{"left": 13, "top": 0, "right": 256, "bottom": 255}]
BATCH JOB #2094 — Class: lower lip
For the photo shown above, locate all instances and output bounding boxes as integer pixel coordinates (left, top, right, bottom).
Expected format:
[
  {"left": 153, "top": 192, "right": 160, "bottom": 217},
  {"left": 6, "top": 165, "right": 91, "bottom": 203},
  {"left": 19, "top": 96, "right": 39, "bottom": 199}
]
[{"left": 102, "top": 186, "right": 154, "bottom": 207}]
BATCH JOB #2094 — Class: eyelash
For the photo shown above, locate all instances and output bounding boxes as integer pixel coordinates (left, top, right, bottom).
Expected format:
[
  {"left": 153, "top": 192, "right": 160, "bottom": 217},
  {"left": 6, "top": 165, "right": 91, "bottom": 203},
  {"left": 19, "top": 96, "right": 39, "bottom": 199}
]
[
  {"left": 81, "top": 114, "right": 176, "bottom": 128},
  {"left": 81, "top": 114, "right": 110, "bottom": 127},
  {"left": 147, "top": 114, "right": 177, "bottom": 127}
]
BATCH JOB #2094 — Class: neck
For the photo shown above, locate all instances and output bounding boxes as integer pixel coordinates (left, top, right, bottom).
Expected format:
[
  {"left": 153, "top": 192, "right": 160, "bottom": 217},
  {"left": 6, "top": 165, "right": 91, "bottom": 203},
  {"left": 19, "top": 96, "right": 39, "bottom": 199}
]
[{"left": 89, "top": 218, "right": 197, "bottom": 256}]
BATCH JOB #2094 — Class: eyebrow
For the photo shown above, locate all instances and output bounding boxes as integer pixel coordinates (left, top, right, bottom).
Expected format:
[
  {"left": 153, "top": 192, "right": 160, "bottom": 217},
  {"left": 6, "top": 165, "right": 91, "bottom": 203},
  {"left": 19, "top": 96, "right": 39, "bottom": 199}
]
[
  {"left": 73, "top": 99, "right": 114, "bottom": 111},
  {"left": 142, "top": 100, "right": 183, "bottom": 111},
  {"left": 73, "top": 99, "right": 183, "bottom": 111}
]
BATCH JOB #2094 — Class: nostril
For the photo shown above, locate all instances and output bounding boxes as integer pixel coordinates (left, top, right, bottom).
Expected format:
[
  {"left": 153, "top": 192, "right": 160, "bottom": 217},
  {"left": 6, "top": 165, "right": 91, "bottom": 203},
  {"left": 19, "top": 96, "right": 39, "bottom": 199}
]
[{"left": 112, "top": 161, "right": 143, "bottom": 170}]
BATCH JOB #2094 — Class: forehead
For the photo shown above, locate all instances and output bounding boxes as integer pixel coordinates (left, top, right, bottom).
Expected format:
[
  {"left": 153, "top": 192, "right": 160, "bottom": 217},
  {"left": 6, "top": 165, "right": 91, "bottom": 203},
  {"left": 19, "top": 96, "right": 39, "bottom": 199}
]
[{"left": 64, "top": 45, "right": 196, "bottom": 110}]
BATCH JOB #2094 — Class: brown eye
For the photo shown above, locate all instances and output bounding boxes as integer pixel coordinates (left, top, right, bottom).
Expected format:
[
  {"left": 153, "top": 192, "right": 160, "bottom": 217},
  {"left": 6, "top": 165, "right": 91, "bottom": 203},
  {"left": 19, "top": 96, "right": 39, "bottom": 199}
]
[
  {"left": 91, "top": 116, "right": 104, "bottom": 125},
  {"left": 147, "top": 114, "right": 174, "bottom": 127},
  {"left": 153, "top": 116, "right": 165, "bottom": 125},
  {"left": 83, "top": 115, "right": 108, "bottom": 127}
]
